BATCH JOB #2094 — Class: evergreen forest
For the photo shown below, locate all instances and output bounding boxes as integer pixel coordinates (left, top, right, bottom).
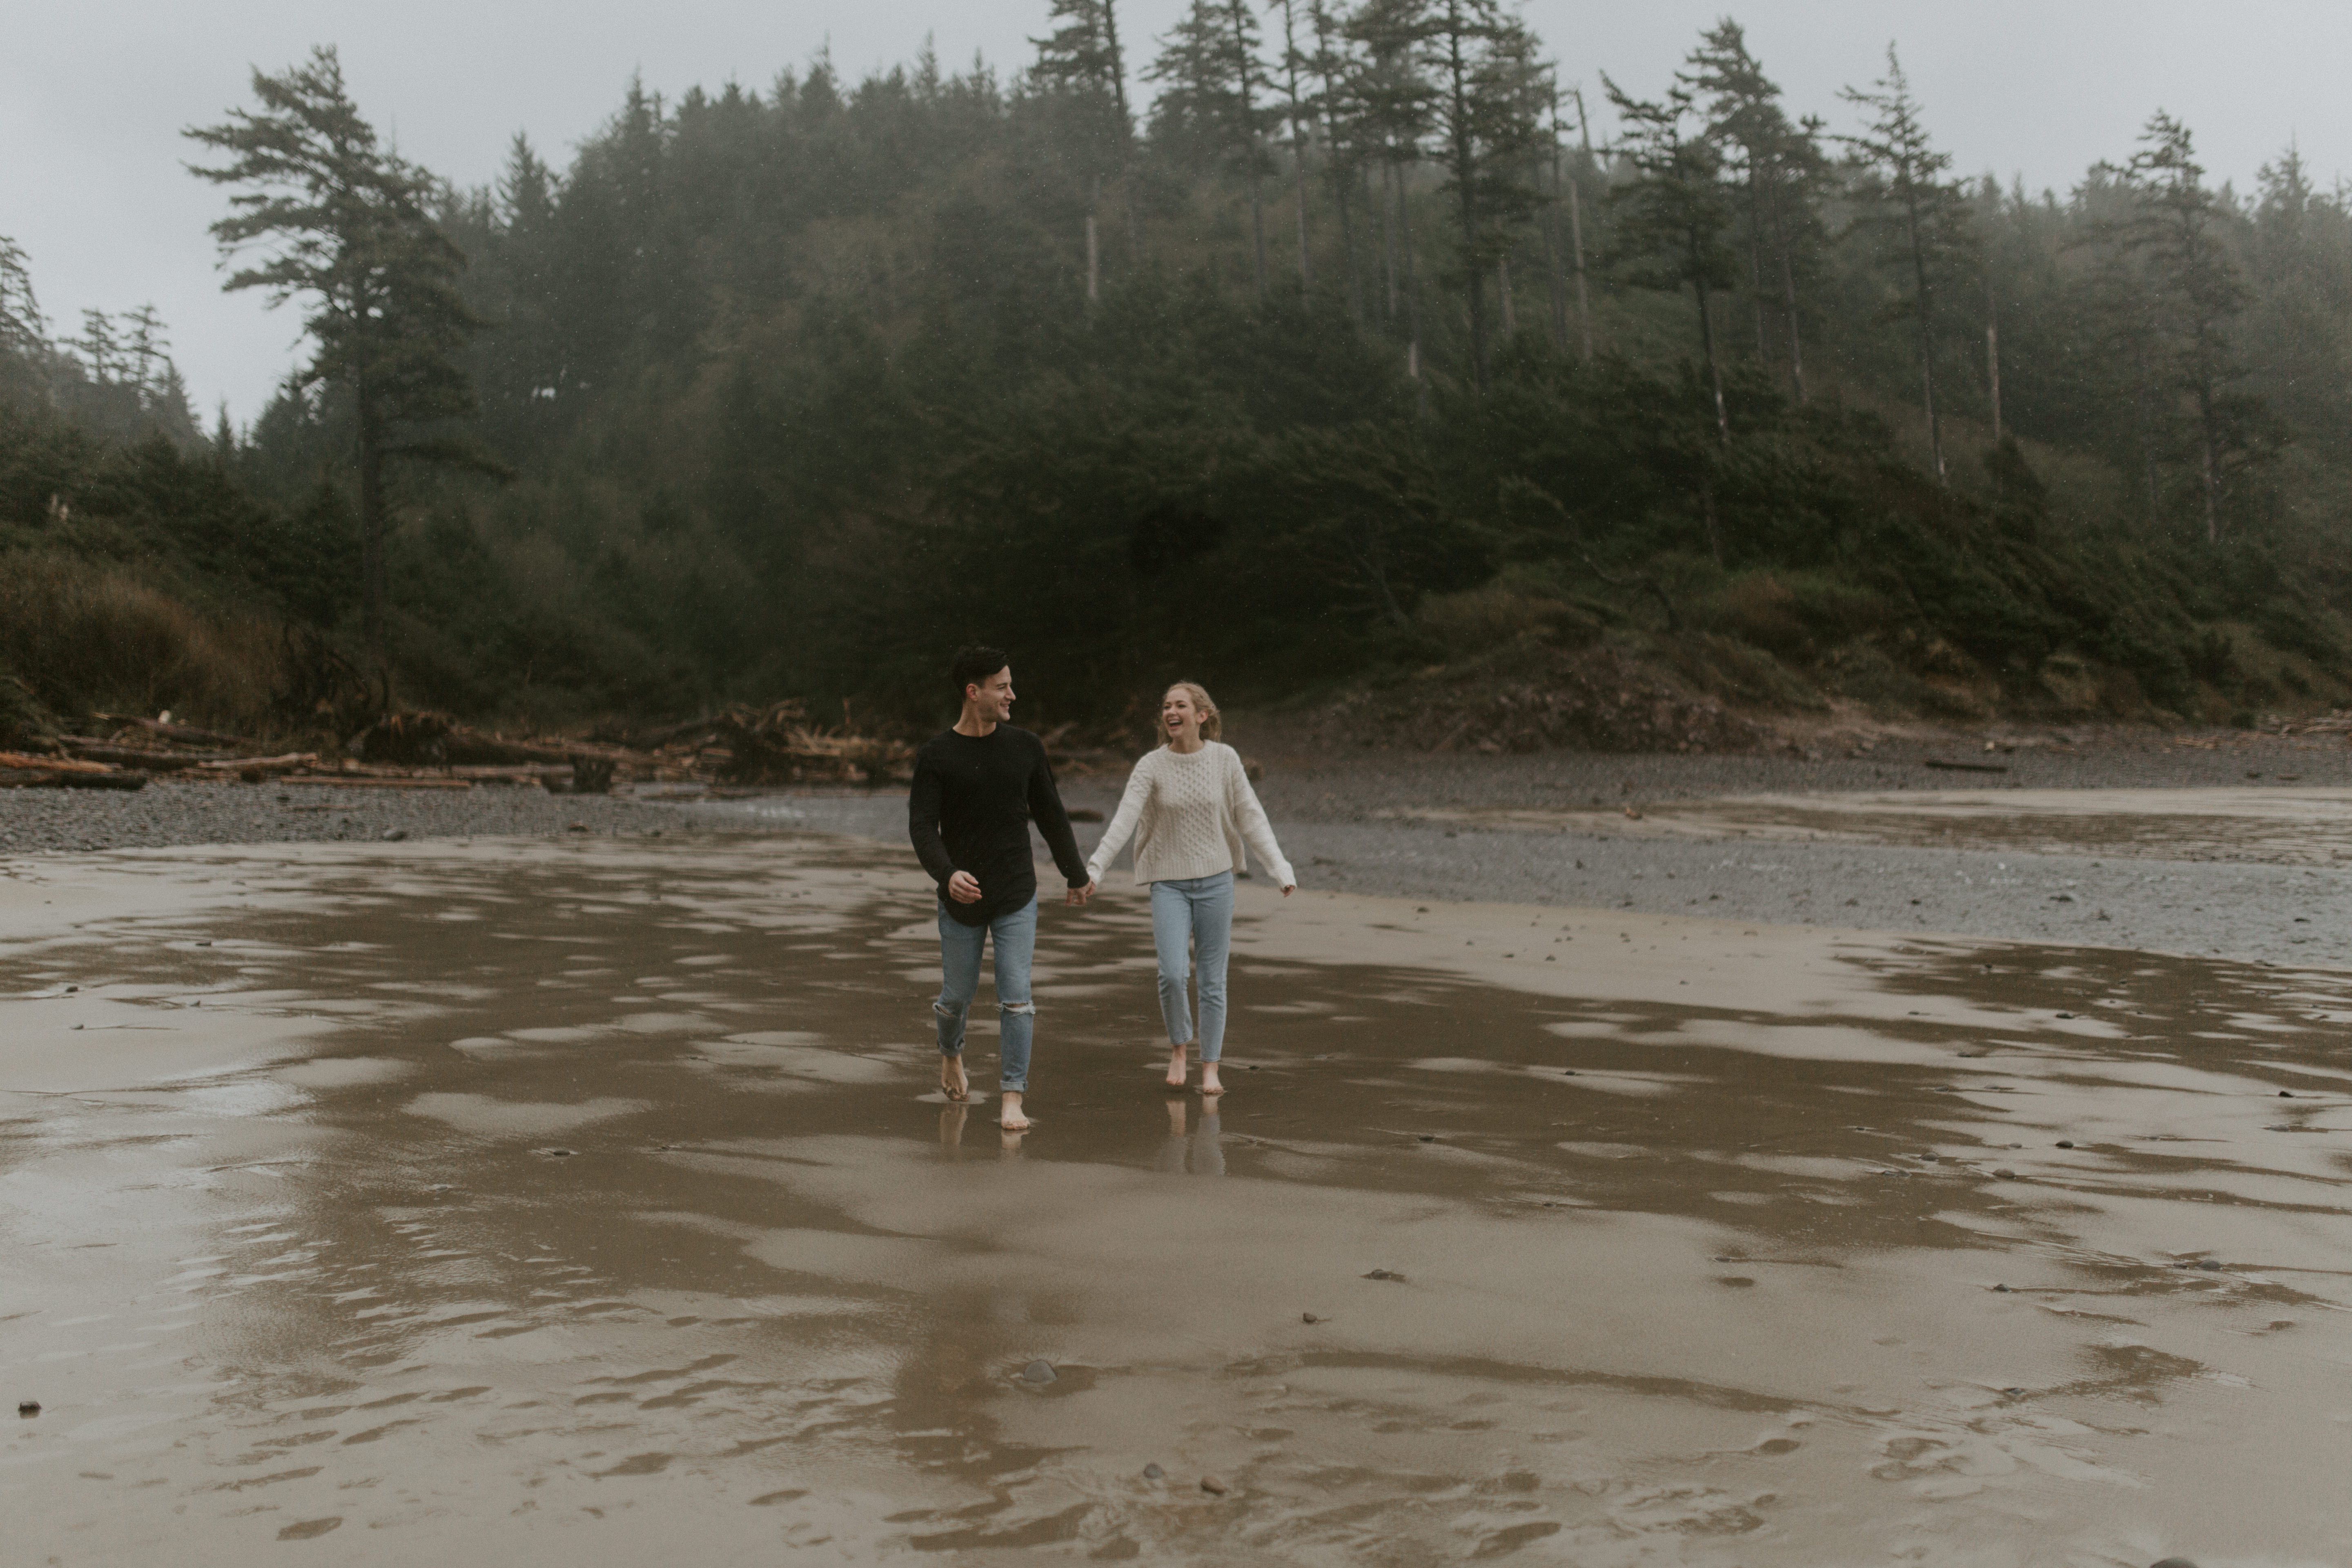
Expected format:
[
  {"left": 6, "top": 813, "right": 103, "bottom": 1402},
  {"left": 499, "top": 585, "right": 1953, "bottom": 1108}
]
[{"left": 8, "top": 2, "right": 2352, "bottom": 746}]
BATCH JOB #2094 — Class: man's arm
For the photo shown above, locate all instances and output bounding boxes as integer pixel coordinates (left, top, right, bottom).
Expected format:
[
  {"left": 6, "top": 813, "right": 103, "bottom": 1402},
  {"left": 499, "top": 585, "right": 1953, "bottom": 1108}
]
[
  {"left": 1026, "top": 739, "right": 1091, "bottom": 889},
  {"left": 907, "top": 748, "right": 958, "bottom": 889}
]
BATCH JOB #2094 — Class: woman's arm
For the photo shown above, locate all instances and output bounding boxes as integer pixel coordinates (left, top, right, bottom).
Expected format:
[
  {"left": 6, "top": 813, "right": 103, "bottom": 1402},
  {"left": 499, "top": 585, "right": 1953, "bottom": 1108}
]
[
  {"left": 1085, "top": 755, "right": 1156, "bottom": 883},
  {"left": 1225, "top": 748, "right": 1296, "bottom": 889}
]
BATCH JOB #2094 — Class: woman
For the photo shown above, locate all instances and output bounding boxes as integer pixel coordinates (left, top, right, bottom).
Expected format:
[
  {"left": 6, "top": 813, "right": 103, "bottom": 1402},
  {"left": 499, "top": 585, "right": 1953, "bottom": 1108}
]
[{"left": 1085, "top": 682, "right": 1295, "bottom": 1095}]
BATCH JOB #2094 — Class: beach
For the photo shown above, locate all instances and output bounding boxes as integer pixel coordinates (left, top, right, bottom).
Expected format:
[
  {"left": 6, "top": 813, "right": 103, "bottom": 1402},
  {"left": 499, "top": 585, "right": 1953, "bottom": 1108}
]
[{"left": 3, "top": 812, "right": 2348, "bottom": 1564}]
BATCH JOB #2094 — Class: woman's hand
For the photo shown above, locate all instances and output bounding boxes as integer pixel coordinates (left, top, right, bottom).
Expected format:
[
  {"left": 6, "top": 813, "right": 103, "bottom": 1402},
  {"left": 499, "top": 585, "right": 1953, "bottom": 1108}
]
[
  {"left": 1281, "top": 884, "right": 1296, "bottom": 898},
  {"left": 948, "top": 871, "right": 982, "bottom": 903}
]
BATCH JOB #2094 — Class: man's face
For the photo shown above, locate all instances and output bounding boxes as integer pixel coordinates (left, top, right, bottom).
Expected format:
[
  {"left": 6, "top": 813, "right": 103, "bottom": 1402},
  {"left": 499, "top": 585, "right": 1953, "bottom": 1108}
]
[{"left": 967, "top": 667, "right": 1015, "bottom": 722}]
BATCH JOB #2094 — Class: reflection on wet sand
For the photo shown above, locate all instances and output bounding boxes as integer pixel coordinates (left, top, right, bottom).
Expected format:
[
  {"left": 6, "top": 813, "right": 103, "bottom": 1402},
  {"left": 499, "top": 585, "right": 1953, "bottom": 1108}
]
[{"left": 2, "top": 832, "right": 2348, "bottom": 1565}]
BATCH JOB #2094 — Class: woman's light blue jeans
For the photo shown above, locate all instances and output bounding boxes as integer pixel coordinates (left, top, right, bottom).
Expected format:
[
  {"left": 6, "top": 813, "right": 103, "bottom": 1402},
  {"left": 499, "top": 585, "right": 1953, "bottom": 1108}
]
[
  {"left": 1151, "top": 872, "right": 1233, "bottom": 1062},
  {"left": 935, "top": 899, "right": 1037, "bottom": 1093}
]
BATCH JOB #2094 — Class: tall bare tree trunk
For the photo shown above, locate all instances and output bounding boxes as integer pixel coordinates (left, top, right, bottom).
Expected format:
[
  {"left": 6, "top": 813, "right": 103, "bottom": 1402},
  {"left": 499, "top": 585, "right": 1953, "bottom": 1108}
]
[
  {"left": 2198, "top": 383, "right": 2220, "bottom": 542},
  {"left": 1336, "top": 164, "right": 1363, "bottom": 321},
  {"left": 1567, "top": 177, "right": 1592, "bottom": 361},
  {"left": 1693, "top": 272, "right": 1729, "bottom": 446},
  {"left": 1986, "top": 319, "right": 2001, "bottom": 443},
  {"left": 1293, "top": 148, "right": 1313, "bottom": 289},
  {"left": 1498, "top": 256, "right": 1516, "bottom": 336},
  {"left": 356, "top": 376, "right": 388, "bottom": 679},
  {"left": 1086, "top": 213, "right": 1100, "bottom": 305},
  {"left": 1904, "top": 189, "right": 1945, "bottom": 483},
  {"left": 1771, "top": 196, "right": 1805, "bottom": 402},
  {"left": 1379, "top": 160, "right": 1400, "bottom": 320}
]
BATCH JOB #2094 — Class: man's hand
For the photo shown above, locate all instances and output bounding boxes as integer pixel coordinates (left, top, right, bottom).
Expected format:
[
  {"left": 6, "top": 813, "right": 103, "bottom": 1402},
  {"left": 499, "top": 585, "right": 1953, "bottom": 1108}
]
[
  {"left": 948, "top": 871, "right": 982, "bottom": 904},
  {"left": 1065, "top": 878, "right": 1097, "bottom": 907}
]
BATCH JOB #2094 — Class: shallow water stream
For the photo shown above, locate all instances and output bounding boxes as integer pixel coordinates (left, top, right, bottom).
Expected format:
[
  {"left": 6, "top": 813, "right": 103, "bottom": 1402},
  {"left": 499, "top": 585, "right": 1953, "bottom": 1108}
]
[{"left": 2, "top": 833, "right": 2347, "bottom": 1565}]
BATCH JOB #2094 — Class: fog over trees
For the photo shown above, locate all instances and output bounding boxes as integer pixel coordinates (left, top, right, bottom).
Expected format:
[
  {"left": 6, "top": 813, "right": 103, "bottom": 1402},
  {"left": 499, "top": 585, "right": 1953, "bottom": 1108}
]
[{"left": 7, "top": 4, "right": 2352, "bottom": 738}]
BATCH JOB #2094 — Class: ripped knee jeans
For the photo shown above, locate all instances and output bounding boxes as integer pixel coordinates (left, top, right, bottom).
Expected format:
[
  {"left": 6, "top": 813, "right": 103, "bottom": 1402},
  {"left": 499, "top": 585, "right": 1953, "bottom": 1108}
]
[{"left": 934, "top": 898, "right": 1039, "bottom": 1093}]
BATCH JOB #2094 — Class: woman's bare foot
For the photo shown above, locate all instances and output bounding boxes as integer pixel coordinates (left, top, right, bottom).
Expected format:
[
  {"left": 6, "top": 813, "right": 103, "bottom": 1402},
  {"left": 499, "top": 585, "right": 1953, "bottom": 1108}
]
[
  {"left": 1200, "top": 1062, "right": 1225, "bottom": 1096},
  {"left": 999, "top": 1090, "right": 1031, "bottom": 1131},
  {"left": 940, "top": 1055, "right": 969, "bottom": 1102},
  {"left": 1165, "top": 1042, "right": 1189, "bottom": 1089}
]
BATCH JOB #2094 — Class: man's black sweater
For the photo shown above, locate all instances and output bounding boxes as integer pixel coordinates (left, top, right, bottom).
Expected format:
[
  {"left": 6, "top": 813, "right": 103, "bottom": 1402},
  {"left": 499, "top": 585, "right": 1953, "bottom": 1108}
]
[{"left": 908, "top": 724, "right": 1089, "bottom": 926}]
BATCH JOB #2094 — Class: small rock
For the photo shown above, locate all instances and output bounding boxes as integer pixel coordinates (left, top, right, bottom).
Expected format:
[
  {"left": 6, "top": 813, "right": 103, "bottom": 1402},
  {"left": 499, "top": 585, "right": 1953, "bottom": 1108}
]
[
  {"left": 2056, "top": 1141, "right": 2075, "bottom": 1149},
  {"left": 1301, "top": 1313, "right": 1321, "bottom": 1324},
  {"left": 381, "top": 828, "right": 408, "bottom": 842},
  {"left": 17, "top": 1401, "right": 38, "bottom": 1417},
  {"left": 546, "top": 1148, "right": 575, "bottom": 1157},
  {"left": 1994, "top": 1169, "right": 2018, "bottom": 1180},
  {"left": 2278, "top": 1090, "right": 2294, "bottom": 1098},
  {"left": 1417, "top": 1134, "right": 1437, "bottom": 1143},
  {"left": 1142, "top": 1463, "right": 1164, "bottom": 1480},
  {"left": 2051, "top": 893, "right": 2076, "bottom": 903},
  {"left": 1993, "top": 1284, "right": 2011, "bottom": 1293},
  {"left": 2196, "top": 1261, "right": 2222, "bottom": 1271},
  {"left": 194, "top": 940, "right": 212, "bottom": 947},
  {"left": 1562, "top": 1069, "right": 1577, "bottom": 1076},
  {"left": 2055, "top": 1011, "right": 2075, "bottom": 1019},
  {"left": 1021, "top": 1359, "right": 1056, "bottom": 1385},
  {"left": 2002, "top": 1387, "right": 2025, "bottom": 1397},
  {"left": 1362, "top": 1269, "right": 1402, "bottom": 1281},
  {"left": 1200, "top": 1475, "right": 1228, "bottom": 1496}
]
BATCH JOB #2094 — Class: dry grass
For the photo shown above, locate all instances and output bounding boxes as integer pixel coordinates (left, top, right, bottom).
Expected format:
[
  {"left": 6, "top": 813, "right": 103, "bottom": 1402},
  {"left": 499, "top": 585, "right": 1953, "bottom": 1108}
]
[{"left": 0, "top": 552, "right": 286, "bottom": 734}]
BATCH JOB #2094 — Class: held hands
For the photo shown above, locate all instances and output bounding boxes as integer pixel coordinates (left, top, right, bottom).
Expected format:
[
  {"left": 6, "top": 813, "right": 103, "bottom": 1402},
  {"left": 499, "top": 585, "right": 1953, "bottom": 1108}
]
[
  {"left": 1065, "top": 878, "right": 1097, "bottom": 907},
  {"left": 947, "top": 871, "right": 983, "bottom": 904}
]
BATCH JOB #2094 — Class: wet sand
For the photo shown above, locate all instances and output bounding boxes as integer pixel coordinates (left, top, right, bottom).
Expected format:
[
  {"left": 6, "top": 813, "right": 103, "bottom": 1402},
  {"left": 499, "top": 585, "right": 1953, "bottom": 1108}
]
[{"left": 4, "top": 831, "right": 2348, "bottom": 1565}]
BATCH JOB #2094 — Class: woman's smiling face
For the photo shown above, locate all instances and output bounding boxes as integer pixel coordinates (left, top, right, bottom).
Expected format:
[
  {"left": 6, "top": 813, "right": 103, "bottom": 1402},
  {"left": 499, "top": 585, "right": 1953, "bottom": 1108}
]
[{"left": 1162, "top": 687, "right": 1200, "bottom": 745}]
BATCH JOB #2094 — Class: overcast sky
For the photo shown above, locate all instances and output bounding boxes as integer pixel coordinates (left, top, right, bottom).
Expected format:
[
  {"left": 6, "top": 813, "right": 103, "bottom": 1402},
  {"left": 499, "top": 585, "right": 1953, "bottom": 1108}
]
[{"left": 7, "top": 1, "right": 2341, "bottom": 423}]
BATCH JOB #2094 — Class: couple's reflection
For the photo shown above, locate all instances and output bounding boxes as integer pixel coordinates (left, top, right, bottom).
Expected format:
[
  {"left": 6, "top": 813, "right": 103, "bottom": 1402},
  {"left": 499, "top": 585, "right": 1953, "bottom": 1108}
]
[
  {"left": 939, "top": 1102, "right": 1024, "bottom": 1157},
  {"left": 1157, "top": 1097, "right": 1224, "bottom": 1177}
]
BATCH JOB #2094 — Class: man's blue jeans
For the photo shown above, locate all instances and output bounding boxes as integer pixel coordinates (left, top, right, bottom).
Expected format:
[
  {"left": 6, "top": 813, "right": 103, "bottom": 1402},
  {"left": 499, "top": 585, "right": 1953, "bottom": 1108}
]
[
  {"left": 935, "top": 898, "right": 1037, "bottom": 1093},
  {"left": 1151, "top": 872, "right": 1233, "bottom": 1062}
]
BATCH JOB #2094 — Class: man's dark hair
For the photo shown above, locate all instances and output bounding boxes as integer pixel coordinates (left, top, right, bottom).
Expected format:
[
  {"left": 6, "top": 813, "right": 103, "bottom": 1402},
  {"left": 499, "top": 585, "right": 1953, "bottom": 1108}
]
[{"left": 950, "top": 645, "right": 1011, "bottom": 701}]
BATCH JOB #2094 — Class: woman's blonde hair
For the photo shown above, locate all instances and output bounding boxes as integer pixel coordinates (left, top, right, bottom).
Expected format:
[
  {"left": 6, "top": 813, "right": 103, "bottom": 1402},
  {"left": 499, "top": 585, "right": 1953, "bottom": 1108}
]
[{"left": 1162, "top": 681, "right": 1222, "bottom": 743}]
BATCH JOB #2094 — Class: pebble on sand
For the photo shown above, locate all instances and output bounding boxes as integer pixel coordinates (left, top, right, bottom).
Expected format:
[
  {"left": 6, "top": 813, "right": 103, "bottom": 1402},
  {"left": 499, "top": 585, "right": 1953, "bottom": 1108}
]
[
  {"left": 1020, "top": 1359, "right": 1056, "bottom": 1385},
  {"left": 18, "top": 1401, "right": 38, "bottom": 1417},
  {"left": 1362, "top": 1269, "right": 1402, "bottom": 1281},
  {"left": 1200, "top": 1475, "right": 1229, "bottom": 1496},
  {"left": 381, "top": 828, "right": 408, "bottom": 842},
  {"left": 1142, "top": 1463, "right": 1164, "bottom": 1480},
  {"left": 1301, "top": 1313, "right": 1321, "bottom": 1324},
  {"left": 2056, "top": 1140, "right": 2076, "bottom": 1149}
]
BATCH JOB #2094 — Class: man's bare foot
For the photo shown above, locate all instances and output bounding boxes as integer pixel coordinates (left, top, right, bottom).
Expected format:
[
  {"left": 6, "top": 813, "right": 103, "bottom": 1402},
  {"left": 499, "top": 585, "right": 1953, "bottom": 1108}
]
[
  {"left": 1200, "top": 1062, "right": 1225, "bottom": 1096},
  {"left": 1165, "top": 1042, "right": 1188, "bottom": 1089},
  {"left": 940, "top": 1055, "right": 969, "bottom": 1102},
  {"left": 999, "top": 1090, "right": 1030, "bottom": 1131}
]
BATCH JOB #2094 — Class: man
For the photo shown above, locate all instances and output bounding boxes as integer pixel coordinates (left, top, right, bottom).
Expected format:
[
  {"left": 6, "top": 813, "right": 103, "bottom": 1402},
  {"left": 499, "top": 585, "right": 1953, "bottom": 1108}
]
[{"left": 908, "top": 647, "right": 1095, "bottom": 1131}]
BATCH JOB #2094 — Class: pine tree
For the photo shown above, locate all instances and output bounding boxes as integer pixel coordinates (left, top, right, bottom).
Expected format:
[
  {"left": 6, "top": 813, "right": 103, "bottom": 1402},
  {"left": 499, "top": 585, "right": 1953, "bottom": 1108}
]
[
  {"left": 1603, "top": 74, "right": 1737, "bottom": 445},
  {"left": 1428, "top": 0, "right": 1550, "bottom": 388},
  {"left": 1345, "top": 0, "right": 1440, "bottom": 363},
  {"left": 1683, "top": 21, "right": 1826, "bottom": 402},
  {"left": 1841, "top": 47, "right": 1971, "bottom": 483},
  {"left": 2115, "top": 113, "right": 2272, "bottom": 541},
  {"left": 1031, "top": 0, "right": 1132, "bottom": 128},
  {"left": 187, "top": 45, "right": 496, "bottom": 674},
  {"left": 1146, "top": 2, "right": 1272, "bottom": 297}
]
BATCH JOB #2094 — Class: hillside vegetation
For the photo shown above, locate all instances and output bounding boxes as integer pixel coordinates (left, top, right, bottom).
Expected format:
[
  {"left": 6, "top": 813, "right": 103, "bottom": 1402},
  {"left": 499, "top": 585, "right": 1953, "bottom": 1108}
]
[{"left": 5, "top": 7, "right": 2351, "bottom": 749}]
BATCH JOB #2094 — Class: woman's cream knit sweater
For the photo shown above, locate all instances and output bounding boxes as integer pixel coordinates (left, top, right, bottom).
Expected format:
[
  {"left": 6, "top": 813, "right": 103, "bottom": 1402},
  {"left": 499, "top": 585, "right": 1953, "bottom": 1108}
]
[{"left": 1084, "top": 740, "right": 1296, "bottom": 889}]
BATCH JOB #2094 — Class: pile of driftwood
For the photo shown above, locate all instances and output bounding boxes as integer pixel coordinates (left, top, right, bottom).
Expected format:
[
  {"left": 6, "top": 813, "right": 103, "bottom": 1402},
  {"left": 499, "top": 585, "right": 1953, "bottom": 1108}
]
[{"left": 2, "top": 703, "right": 1118, "bottom": 794}]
